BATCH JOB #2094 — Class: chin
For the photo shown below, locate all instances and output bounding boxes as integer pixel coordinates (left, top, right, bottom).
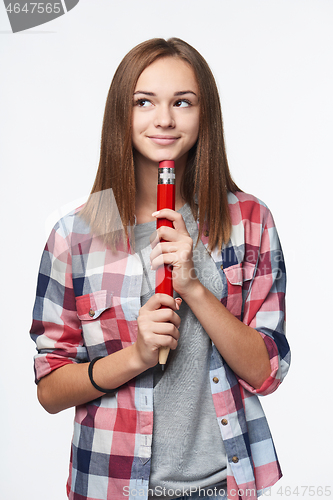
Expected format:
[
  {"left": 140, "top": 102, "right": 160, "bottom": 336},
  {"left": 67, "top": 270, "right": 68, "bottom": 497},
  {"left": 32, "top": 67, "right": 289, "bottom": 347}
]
[
  {"left": 142, "top": 150, "right": 176, "bottom": 164},
  {"left": 155, "top": 152, "right": 175, "bottom": 162},
  {"left": 133, "top": 146, "right": 186, "bottom": 165}
]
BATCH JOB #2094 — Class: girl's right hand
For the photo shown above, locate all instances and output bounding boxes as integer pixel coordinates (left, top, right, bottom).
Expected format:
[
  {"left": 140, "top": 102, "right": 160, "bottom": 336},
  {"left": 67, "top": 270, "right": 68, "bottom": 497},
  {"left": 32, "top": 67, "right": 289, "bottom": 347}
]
[{"left": 134, "top": 294, "right": 182, "bottom": 368}]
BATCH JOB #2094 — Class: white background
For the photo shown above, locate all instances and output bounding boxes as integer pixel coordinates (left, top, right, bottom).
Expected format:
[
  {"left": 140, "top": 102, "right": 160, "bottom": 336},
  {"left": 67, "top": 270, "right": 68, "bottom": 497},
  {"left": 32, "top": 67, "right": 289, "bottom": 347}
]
[{"left": 0, "top": 1, "right": 332, "bottom": 499}]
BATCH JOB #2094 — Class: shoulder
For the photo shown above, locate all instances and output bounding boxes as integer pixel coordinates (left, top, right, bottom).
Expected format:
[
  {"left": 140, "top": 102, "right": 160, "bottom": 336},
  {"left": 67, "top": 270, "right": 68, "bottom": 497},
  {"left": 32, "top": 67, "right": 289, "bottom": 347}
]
[
  {"left": 225, "top": 191, "right": 278, "bottom": 256},
  {"left": 46, "top": 204, "right": 91, "bottom": 252},
  {"left": 53, "top": 203, "right": 88, "bottom": 233},
  {"left": 227, "top": 191, "right": 273, "bottom": 228}
]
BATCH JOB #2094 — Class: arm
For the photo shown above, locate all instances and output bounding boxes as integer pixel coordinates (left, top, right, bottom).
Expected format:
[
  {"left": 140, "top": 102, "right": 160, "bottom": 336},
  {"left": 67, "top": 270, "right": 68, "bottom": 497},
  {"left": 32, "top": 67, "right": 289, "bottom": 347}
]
[
  {"left": 37, "top": 345, "right": 145, "bottom": 414},
  {"left": 36, "top": 294, "right": 181, "bottom": 414},
  {"left": 180, "top": 282, "right": 271, "bottom": 389},
  {"left": 151, "top": 206, "right": 289, "bottom": 392},
  {"left": 31, "top": 218, "right": 181, "bottom": 414}
]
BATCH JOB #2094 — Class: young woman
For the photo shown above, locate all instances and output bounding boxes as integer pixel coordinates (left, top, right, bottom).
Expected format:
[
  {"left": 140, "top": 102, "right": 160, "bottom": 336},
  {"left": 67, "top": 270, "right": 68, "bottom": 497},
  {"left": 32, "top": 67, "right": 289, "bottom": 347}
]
[{"left": 30, "top": 38, "right": 290, "bottom": 500}]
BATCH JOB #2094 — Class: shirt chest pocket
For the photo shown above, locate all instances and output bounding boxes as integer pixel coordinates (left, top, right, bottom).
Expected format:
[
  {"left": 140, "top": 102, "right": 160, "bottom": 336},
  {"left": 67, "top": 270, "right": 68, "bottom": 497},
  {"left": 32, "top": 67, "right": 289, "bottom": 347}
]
[
  {"left": 75, "top": 290, "right": 125, "bottom": 357},
  {"left": 76, "top": 290, "right": 113, "bottom": 321},
  {"left": 223, "top": 262, "right": 255, "bottom": 320}
]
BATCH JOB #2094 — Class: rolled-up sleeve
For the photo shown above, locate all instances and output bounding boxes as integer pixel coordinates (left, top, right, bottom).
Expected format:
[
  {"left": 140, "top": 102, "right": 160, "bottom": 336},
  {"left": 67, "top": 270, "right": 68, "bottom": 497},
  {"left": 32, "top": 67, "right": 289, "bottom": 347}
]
[
  {"left": 238, "top": 206, "right": 290, "bottom": 396},
  {"left": 30, "top": 219, "right": 88, "bottom": 383}
]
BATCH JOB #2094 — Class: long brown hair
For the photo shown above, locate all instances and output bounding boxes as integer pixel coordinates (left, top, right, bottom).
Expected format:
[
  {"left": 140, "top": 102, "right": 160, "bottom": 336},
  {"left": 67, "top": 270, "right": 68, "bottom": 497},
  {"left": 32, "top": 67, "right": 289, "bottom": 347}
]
[{"left": 80, "top": 38, "right": 240, "bottom": 251}]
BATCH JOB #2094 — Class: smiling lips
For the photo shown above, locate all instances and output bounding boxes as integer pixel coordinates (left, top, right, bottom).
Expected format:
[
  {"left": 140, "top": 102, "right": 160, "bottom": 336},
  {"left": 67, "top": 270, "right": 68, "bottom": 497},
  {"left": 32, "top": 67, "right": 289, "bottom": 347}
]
[{"left": 148, "top": 135, "right": 180, "bottom": 145}]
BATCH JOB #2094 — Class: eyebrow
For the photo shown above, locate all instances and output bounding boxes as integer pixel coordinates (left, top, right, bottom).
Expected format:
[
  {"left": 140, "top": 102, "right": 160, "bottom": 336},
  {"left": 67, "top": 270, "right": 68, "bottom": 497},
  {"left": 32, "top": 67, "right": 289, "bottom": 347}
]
[{"left": 133, "top": 90, "right": 197, "bottom": 96}]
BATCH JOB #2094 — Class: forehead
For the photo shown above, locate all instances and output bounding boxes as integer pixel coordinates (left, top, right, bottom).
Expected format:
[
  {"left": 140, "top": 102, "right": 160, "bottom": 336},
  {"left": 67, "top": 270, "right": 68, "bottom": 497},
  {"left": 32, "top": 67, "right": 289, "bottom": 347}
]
[{"left": 135, "top": 57, "right": 198, "bottom": 93}]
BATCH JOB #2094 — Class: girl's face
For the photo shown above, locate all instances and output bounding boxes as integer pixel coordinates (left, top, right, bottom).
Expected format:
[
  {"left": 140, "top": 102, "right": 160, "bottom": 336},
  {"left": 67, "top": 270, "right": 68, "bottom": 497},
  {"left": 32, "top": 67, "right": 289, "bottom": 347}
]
[{"left": 132, "top": 57, "right": 200, "bottom": 166}]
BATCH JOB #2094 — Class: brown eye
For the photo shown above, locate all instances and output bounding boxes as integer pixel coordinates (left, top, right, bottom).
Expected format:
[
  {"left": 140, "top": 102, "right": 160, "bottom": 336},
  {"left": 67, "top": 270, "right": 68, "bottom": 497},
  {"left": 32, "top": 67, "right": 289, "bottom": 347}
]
[
  {"left": 174, "top": 99, "right": 191, "bottom": 108},
  {"left": 134, "top": 99, "right": 152, "bottom": 107}
]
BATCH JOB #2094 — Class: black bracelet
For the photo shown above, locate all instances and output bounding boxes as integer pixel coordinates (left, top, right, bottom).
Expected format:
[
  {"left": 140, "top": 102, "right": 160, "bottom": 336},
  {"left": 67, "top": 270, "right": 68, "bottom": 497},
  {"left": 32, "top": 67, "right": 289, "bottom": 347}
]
[{"left": 88, "top": 356, "right": 115, "bottom": 394}]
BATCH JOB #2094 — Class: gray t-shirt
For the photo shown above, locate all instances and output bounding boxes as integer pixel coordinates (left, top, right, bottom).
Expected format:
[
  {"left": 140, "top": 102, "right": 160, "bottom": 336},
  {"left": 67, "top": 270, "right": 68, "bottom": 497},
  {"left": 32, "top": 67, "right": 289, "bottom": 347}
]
[{"left": 134, "top": 204, "right": 227, "bottom": 500}]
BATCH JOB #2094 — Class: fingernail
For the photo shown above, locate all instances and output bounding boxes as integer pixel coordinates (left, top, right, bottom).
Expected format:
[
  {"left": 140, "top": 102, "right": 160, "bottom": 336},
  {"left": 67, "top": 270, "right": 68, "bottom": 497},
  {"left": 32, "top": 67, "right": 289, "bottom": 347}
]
[
  {"left": 152, "top": 211, "right": 160, "bottom": 217},
  {"left": 175, "top": 298, "right": 182, "bottom": 309}
]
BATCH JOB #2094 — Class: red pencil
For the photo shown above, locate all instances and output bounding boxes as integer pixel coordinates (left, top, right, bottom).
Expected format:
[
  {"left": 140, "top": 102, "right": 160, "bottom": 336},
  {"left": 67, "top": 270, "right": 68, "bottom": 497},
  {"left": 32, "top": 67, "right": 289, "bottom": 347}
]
[{"left": 155, "top": 160, "right": 175, "bottom": 369}]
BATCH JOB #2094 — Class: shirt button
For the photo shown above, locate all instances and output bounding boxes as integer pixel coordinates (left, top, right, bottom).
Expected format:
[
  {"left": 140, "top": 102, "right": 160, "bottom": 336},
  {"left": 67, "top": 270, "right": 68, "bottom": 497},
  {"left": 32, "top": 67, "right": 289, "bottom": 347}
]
[
  {"left": 204, "top": 230, "right": 209, "bottom": 237},
  {"left": 221, "top": 418, "right": 228, "bottom": 426},
  {"left": 232, "top": 456, "right": 239, "bottom": 463},
  {"left": 212, "top": 377, "right": 219, "bottom": 383},
  {"left": 89, "top": 309, "right": 95, "bottom": 317},
  {"left": 220, "top": 264, "right": 223, "bottom": 270}
]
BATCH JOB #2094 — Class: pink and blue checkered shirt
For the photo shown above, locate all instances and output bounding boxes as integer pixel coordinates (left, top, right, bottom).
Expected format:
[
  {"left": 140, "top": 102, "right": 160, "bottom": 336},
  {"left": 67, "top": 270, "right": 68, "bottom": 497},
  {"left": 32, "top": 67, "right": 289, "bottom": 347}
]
[{"left": 30, "top": 191, "right": 290, "bottom": 500}]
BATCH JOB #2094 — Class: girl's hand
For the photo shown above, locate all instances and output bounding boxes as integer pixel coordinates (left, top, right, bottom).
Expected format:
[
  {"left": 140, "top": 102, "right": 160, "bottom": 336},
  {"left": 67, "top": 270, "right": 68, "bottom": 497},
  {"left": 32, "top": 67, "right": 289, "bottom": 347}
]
[
  {"left": 151, "top": 209, "right": 200, "bottom": 298},
  {"left": 134, "top": 294, "right": 182, "bottom": 368}
]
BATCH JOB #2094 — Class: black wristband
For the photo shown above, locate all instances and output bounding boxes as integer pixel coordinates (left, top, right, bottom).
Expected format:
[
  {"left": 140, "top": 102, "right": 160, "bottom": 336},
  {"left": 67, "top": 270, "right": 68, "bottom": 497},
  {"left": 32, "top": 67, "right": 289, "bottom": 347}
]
[{"left": 88, "top": 356, "right": 115, "bottom": 394}]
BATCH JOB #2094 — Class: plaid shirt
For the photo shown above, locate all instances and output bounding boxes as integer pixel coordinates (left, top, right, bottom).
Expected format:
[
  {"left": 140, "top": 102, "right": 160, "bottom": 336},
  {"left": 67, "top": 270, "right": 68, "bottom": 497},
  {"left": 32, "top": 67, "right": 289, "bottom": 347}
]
[{"left": 30, "top": 191, "right": 290, "bottom": 500}]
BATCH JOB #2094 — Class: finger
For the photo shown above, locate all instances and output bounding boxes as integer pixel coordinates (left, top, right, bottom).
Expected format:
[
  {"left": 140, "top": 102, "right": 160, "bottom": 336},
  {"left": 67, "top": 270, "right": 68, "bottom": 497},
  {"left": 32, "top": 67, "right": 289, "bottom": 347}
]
[
  {"left": 151, "top": 308, "right": 181, "bottom": 328},
  {"left": 149, "top": 230, "right": 157, "bottom": 247},
  {"left": 152, "top": 210, "right": 188, "bottom": 232},
  {"left": 150, "top": 227, "right": 181, "bottom": 250},
  {"left": 154, "top": 331, "right": 179, "bottom": 351},
  {"left": 150, "top": 241, "right": 178, "bottom": 263},
  {"left": 151, "top": 244, "right": 192, "bottom": 271},
  {"left": 175, "top": 297, "right": 182, "bottom": 310},
  {"left": 144, "top": 293, "right": 180, "bottom": 312},
  {"left": 151, "top": 254, "right": 175, "bottom": 271},
  {"left": 153, "top": 322, "right": 180, "bottom": 340},
  {"left": 156, "top": 226, "right": 187, "bottom": 245}
]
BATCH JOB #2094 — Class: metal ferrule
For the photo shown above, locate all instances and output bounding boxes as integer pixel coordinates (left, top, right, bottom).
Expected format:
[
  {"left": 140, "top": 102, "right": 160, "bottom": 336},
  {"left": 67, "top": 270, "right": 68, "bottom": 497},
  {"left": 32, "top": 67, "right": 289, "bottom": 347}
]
[{"left": 158, "top": 167, "right": 175, "bottom": 185}]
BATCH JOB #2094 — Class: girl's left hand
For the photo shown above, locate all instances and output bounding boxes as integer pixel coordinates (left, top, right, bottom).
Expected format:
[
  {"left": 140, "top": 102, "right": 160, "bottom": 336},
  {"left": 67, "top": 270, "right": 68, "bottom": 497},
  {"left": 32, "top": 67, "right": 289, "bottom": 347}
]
[{"left": 150, "top": 209, "right": 200, "bottom": 299}]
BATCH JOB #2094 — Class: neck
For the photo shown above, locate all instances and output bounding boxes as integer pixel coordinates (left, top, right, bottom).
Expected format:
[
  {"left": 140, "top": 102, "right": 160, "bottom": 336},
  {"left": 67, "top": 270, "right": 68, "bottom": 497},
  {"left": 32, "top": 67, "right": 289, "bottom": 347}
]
[{"left": 134, "top": 153, "right": 186, "bottom": 224}]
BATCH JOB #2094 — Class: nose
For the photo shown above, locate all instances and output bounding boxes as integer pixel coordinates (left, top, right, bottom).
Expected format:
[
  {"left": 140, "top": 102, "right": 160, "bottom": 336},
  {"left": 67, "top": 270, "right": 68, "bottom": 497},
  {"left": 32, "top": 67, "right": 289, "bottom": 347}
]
[{"left": 154, "top": 105, "right": 175, "bottom": 128}]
